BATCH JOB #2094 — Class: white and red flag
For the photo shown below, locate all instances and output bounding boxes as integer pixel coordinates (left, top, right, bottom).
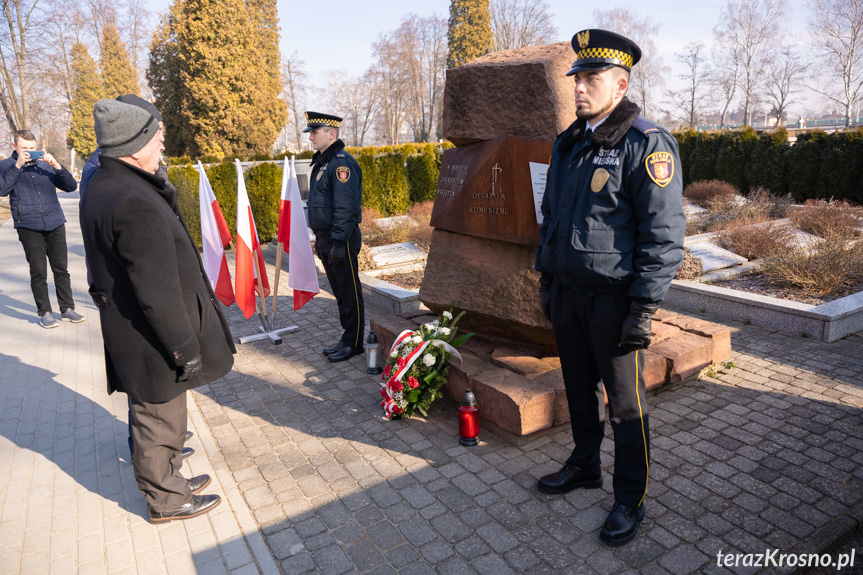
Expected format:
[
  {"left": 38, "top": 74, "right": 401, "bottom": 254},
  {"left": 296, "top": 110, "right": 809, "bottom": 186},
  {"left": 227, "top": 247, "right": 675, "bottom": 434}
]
[
  {"left": 234, "top": 159, "right": 271, "bottom": 318},
  {"left": 197, "top": 161, "right": 235, "bottom": 306},
  {"left": 277, "top": 157, "right": 319, "bottom": 310}
]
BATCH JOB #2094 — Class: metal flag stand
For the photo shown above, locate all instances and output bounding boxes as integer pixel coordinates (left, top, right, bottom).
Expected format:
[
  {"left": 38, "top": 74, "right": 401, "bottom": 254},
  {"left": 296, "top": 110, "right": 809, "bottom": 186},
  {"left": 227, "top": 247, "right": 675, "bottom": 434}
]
[{"left": 237, "top": 241, "right": 298, "bottom": 345}]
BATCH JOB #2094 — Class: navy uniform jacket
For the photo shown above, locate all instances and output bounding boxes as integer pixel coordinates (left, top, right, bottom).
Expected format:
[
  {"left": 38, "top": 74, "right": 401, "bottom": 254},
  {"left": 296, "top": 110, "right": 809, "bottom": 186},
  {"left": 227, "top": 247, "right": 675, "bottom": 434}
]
[
  {"left": 307, "top": 139, "right": 363, "bottom": 242},
  {"left": 536, "top": 98, "right": 685, "bottom": 304},
  {"left": 0, "top": 153, "right": 77, "bottom": 231}
]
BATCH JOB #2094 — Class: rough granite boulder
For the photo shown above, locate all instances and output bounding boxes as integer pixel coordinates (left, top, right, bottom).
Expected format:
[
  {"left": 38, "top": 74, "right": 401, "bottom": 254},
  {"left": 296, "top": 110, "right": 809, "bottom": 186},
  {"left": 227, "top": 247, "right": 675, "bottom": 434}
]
[
  {"left": 443, "top": 42, "right": 577, "bottom": 146},
  {"left": 419, "top": 228, "right": 556, "bottom": 352}
]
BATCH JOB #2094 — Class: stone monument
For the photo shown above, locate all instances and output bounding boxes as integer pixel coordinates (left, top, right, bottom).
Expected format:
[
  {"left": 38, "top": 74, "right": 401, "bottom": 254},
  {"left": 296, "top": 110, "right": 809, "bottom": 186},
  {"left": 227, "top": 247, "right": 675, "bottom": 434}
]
[{"left": 371, "top": 43, "right": 732, "bottom": 442}]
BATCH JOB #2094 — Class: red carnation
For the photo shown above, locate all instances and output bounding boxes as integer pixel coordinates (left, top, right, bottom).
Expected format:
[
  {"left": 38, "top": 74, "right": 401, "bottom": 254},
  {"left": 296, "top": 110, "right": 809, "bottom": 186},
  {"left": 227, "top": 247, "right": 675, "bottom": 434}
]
[
  {"left": 408, "top": 376, "right": 419, "bottom": 389},
  {"left": 391, "top": 379, "right": 404, "bottom": 392},
  {"left": 393, "top": 405, "right": 403, "bottom": 414},
  {"left": 383, "top": 365, "right": 391, "bottom": 377},
  {"left": 397, "top": 357, "right": 407, "bottom": 369}
]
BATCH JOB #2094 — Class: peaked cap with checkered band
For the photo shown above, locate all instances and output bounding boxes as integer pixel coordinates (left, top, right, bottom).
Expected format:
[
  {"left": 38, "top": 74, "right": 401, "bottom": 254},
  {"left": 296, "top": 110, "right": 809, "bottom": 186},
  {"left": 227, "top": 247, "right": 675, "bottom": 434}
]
[
  {"left": 566, "top": 29, "right": 642, "bottom": 76},
  {"left": 303, "top": 111, "right": 343, "bottom": 133}
]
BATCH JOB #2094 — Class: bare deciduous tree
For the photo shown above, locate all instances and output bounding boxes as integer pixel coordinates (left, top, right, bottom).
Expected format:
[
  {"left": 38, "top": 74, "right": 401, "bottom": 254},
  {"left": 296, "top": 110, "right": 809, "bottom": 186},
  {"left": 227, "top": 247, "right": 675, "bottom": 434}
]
[
  {"left": 714, "top": 0, "right": 787, "bottom": 126},
  {"left": 807, "top": 0, "right": 863, "bottom": 127},
  {"left": 490, "top": 0, "right": 557, "bottom": 51},
  {"left": 666, "top": 42, "right": 713, "bottom": 128},
  {"left": 118, "top": 0, "right": 151, "bottom": 98},
  {"left": 327, "top": 71, "right": 379, "bottom": 147},
  {"left": 594, "top": 7, "right": 667, "bottom": 119},
  {"left": 396, "top": 14, "right": 447, "bottom": 142},
  {"left": 372, "top": 30, "right": 410, "bottom": 145},
  {"left": 765, "top": 46, "right": 806, "bottom": 125},
  {"left": 281, "top": 52, "right": 307, "bottom": 151},
  {"left": 0, "top": 0, "right": 40, "bottom": 132}
]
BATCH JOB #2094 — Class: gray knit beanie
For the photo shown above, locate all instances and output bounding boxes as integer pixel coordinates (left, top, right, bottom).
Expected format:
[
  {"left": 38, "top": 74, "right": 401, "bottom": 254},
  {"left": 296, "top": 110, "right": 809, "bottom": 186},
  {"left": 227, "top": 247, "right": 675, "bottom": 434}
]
[{"left": 93, "top": 99, "right": 158, "bottom": 158}]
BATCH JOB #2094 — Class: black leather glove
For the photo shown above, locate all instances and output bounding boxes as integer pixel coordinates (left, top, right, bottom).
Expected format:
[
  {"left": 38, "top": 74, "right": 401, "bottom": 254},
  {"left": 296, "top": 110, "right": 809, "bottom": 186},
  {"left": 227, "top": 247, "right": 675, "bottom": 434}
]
[
  {"left": 539, "top": 278, "right": 552, "bottom": 321},
  {"left": 330, "top": 243, "right": 346, "bottom": 266},
  {"left": 177, "top": 354, "right": 203, "bottom": 382},
  {"left": 620, "top": 301, "right": 659, "bottom": 352}
]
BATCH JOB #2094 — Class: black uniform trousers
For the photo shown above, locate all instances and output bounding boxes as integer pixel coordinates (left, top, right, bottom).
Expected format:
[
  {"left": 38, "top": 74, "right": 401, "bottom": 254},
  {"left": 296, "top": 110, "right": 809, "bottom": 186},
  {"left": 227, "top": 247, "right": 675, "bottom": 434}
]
[
  {"left": 550, "top": 282, "right": 650, "bottom": 508},
  {"left": 16, "top": 225, "right": 75, "bottom": 316},
  {"left": 129, "top": 391, "right": 192, "bottom": 512},
  {"left": 315, "top": 226, "right": 365, "bottom": 349}
]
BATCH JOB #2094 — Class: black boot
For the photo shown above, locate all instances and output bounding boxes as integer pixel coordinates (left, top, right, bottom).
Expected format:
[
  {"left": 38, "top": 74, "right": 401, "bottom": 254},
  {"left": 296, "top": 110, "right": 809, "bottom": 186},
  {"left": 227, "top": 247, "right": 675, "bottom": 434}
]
[
  {"left": 323, "top": 343, "right": 342, "bottom": 356},
  {"left": 327, "top": 345, "right": 364, "bottom": 362},
  {"left": 149, "top": 494, "right": 221, "bottom": 523},
  {"left": 600, "top": 501, "right": 645, "bottom": 546},
  {"left": 537, "top": 464, "right": 602, "bottom": 494}
]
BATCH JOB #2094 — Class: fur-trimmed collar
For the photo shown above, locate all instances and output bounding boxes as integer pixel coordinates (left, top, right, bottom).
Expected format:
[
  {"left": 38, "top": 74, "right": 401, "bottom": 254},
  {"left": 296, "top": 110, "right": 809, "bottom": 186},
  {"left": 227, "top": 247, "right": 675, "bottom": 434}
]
[{"left": 558, "top": 97, "right": 642, "bottom": 153}]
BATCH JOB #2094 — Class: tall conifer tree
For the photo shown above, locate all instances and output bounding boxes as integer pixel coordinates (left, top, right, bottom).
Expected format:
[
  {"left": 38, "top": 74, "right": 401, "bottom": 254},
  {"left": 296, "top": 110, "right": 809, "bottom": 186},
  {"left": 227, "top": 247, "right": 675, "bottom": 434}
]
[
  {"left": 67, "top": 43, "right": 103, "bottom": 156},
  {"left": 447, "top": 0, "right": 494, "bottom": 68},
  {"left": 101, "top": 23, "right": 140, "bottom": 98},
  {"left": 148, "top": 8, "right": 190, "bottom": 157}
]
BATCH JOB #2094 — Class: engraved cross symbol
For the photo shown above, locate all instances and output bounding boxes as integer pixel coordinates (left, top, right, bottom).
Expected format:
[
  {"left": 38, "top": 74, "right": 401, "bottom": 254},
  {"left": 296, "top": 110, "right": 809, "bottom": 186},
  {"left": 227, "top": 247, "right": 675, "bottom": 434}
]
[{"left": 492, "top": 163, "right": 502, "bottom": 194}]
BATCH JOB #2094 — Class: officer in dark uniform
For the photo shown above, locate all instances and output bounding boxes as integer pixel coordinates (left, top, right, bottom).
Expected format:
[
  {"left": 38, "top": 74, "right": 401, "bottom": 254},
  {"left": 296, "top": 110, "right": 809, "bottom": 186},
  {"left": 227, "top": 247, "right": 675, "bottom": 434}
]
[
  {"left": 304, "top": 112, "right": 365, "bottom": 362},
  {"left": 535, "top": 30, "right": 685, "bottom": 546}
]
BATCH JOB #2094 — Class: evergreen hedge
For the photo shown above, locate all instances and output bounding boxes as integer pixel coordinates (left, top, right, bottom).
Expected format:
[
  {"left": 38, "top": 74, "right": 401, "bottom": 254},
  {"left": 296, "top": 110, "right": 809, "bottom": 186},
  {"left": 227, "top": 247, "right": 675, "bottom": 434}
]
[
  {"left": 166, "top": 141, "right": 457, "bottom": 247},
  {"left": 674, "top": 127, "right": 862, "bottom": 203}
]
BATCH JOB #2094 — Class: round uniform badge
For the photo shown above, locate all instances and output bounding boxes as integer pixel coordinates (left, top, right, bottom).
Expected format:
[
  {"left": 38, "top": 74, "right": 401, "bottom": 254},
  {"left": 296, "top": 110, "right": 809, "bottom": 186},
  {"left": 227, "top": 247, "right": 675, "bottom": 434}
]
[
  {"left": 591, "top": 168, "right": 610, "bottom": 192},
  {"left": 645, "top": 152, "right": 674, "bottom": 187},
  {"left": 336, "top": 166, "right": 350, "bottom": 183}
]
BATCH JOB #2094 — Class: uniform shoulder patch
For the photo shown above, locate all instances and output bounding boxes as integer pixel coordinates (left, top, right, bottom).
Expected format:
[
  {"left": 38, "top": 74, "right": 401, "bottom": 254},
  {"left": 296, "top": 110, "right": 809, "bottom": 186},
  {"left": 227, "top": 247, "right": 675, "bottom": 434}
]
[
  {"left": 336, "top": 165, "right": 350, "bottom": 183},
  {"left": 336, "top": 153, "right": 345, "bottom": 157},
  {"left": 631, "top": 116, "right": 661, "bottom": 136},
  {"left": 645, "top": 152, "right": 674, "bottom": 187}
]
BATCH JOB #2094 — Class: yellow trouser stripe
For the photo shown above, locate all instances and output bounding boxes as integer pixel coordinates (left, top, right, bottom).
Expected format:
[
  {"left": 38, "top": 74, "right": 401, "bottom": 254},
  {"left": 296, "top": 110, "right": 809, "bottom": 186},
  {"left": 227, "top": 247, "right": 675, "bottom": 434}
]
[
  {"left": 636, "top": 349, "right": 650, "bottom": 506},
  {"left": 346, "top": 239, "right": 361, "bottom": 348}
]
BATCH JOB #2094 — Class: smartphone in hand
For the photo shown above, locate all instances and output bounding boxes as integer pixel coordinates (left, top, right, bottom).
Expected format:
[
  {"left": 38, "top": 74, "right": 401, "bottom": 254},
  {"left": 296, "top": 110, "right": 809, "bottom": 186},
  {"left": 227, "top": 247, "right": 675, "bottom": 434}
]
[{"left": 28, "top": 150, "right": 44, "bottom": 160}]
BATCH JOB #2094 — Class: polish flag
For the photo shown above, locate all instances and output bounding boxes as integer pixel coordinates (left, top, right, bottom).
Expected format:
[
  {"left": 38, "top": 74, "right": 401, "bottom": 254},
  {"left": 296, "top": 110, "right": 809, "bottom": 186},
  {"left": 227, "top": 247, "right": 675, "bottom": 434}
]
[
  {"left": 197, "top": 161, "right": 235, "bottom": 306},
  {"left": 234, "top": 159, "right": 270, "bottom": 318},
  {"left": 278, "top": 157, "right": 319, "bottom": 310}
]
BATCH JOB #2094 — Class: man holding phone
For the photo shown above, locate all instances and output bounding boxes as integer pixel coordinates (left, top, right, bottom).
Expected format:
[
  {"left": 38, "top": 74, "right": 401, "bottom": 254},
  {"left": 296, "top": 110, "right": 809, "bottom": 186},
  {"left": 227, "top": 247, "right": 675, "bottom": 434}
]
[{"left": 0, "top": 130, "right": 84, "bottom": 328}]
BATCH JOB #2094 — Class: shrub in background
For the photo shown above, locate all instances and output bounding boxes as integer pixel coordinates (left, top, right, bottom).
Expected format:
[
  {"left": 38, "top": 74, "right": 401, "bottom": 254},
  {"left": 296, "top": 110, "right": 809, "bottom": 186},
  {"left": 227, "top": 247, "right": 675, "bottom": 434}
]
[
  {"left": 377, "top": 153, "right": 411, "bottom": 215},
  {"left": 714, "top": 127, "right": 757, "bottom": 193},
  {"left": 683, "top": 179, "right": 738, "bottom": 209},
  {"left": 357, "top": 153, "right": 383, "bottom": 213},
  {"left": 815, "top": 128, "right": 863, "bottom": 204},
  {"left": 245, "top": 162, "right": 282, "bottom": 242},
  {"left": 714, "top": 220, "right": 796, "bottom": 260},
  {"left": 761, "top": 232, "right": 863, "bottom": 296},
  {"left": 406, "top": 148, "right": 438, "bottom": 203},
  {"left": 747, "top": 128, "right": 788, "bottom": 194},
  {"left": 168, "top": 166, "right": 202, "bottom": 246},
  {"left": 786, "top": 130, "right": 827, "bottom": 202},
  {"left": 688, "top": 131, "right": 720, "bottom": 183},
  {"left": 407, "top": 201, "right": 434, "bottom": 251},
  {"left": 673, "top": 129, "right": 699, "bottom": 186},
  {"left": 788, "top": 199, "right": 863, "bottom": 238}
]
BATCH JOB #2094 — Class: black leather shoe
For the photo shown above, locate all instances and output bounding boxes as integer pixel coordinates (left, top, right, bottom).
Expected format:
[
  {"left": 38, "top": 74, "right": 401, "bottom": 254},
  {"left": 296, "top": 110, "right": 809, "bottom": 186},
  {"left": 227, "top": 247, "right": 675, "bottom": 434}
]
[
  {"left": 188, "top": 474, "right": 211, "bottom": 495},
  {"left": 182, "top": 447, "right": 194, "bottom": 459},
  {"left": 600, "top": 501, "right": 645, "bottom": 546},
  {"left": 149, "top": 494, "right": 221, "bottom": 523},
  {"left": 537, "top": 464, "right": 602, "bottom": 494},
  {"left": 323, "top": 343, "right": 342, "bottom": 356},
  {"left": 185, "top": 430, "right": 194, "bottom": 442},
  {"left": 327, "top": 346, "right": 364, "bottom": 362}
]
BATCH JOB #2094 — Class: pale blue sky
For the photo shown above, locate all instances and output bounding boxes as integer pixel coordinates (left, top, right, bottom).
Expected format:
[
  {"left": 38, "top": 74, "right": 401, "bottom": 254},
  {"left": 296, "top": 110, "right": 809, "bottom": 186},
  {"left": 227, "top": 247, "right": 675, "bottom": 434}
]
[{"left": 147, "top": 0, "right": 814, "bottom": 112}]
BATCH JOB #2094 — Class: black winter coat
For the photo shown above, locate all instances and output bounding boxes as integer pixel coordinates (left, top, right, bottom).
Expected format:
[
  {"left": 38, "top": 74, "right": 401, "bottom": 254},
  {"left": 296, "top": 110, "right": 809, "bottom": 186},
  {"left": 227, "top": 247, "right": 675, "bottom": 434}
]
[
  {"left": 80, "top": 156, "right": 236, "bottom": 403},
  {"left": 307, "top": 139, "right": 363, "bottom": 242},
  {"left": 536, "top": 98, "right": 685, "bottom": 304}
]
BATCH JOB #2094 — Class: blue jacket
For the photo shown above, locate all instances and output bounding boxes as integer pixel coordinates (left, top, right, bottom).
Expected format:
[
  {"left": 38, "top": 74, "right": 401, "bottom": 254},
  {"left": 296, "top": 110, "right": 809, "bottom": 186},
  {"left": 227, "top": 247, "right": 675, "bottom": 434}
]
[
  {"left": 536, "top": 98, "right": 685, "bottom": 304},
  {"left": 78, "top": 149, "right": 101, "bottom": 200},
  {"left": 308, "top": 139, "right": 363, "bottom": 242},
  {"left": 0, "top": 152, "right": 78, "bottom": 231}
]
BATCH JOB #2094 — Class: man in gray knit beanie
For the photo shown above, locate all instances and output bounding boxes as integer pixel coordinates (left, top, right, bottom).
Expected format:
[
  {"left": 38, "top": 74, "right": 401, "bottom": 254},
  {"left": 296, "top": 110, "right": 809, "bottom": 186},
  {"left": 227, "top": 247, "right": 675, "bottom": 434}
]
[
  {"left": 81, "top": 98, "right": 235, "bottom": 523},
  {"left": 92, "top": 99, "right": 161, "bottom": 169}
]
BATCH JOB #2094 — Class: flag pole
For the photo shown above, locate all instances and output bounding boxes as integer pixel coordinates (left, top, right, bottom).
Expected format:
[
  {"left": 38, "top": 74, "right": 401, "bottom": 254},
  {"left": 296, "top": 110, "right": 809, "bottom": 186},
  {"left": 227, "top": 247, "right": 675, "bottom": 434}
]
[
  {"left": 252, "top": 252, "right": 269, "bottom": 330},
  {"left": 270, "top": 244, "right": 284, "bottom": 333}
]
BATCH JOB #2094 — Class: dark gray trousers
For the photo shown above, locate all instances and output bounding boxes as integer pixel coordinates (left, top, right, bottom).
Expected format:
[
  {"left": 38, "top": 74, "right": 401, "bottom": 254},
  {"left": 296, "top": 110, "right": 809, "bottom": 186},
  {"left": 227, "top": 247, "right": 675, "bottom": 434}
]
[{"left": 129, "top": 392, "right": 192, "bottom": 512}]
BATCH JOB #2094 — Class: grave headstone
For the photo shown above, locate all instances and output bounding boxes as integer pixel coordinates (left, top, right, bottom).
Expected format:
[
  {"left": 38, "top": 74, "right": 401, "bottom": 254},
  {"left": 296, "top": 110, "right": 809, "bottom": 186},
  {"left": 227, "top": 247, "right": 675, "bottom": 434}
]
[
  {"left": 686, "top": 242, "right": 748, "bottom": 272},
  {"left": 368, "top": 242, "right": 426, "bottom": 269}
]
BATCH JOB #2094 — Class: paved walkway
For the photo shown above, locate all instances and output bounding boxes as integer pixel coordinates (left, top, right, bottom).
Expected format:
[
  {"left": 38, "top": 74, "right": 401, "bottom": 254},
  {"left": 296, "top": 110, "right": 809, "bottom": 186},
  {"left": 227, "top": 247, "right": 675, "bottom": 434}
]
[{"left": 0, "top": 194, "right": 861, "bottom": 575}]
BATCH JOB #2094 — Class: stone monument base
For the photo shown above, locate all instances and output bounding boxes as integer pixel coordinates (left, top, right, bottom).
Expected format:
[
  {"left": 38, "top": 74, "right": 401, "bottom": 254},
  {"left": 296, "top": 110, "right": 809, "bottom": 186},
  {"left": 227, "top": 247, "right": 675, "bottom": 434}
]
[{"left": 370, "top": 309, "right": 731, "bottom": 444}]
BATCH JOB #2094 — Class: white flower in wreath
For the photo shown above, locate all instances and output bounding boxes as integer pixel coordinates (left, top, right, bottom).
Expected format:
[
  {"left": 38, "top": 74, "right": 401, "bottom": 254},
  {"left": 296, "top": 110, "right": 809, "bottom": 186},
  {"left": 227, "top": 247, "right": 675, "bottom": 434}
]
[
  {"left": 443, "top": 311, "right": 453, "bottom": 320},
  {"left": 411, "top": 335, "right": 423, "bottom": 344},
  {"left": 440, "top": 327, "right": 451, "bottom": 336},
  {"left": 423, "top": 354, "right": 436, "bottom": 367},
  {"left": 390, "top": 348, "right": 399, "bottom": 358},
  {"left": 423, "top": 323, "right": 434, "bottom": 330}
]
